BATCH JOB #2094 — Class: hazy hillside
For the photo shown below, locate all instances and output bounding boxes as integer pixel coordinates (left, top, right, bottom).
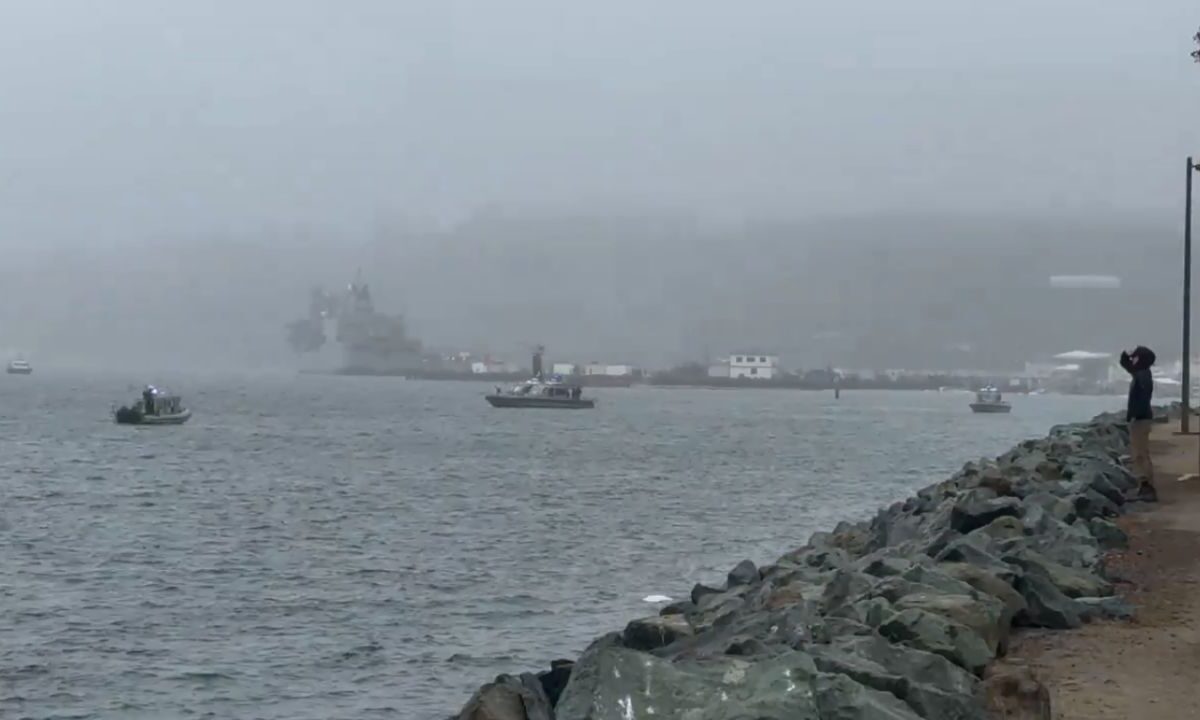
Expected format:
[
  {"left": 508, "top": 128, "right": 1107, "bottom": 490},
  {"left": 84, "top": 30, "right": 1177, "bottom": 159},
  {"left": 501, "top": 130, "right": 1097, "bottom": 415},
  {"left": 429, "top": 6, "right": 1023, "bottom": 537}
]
[{"left": 0, "top": 212, "right": 1182, "bottom": 372}]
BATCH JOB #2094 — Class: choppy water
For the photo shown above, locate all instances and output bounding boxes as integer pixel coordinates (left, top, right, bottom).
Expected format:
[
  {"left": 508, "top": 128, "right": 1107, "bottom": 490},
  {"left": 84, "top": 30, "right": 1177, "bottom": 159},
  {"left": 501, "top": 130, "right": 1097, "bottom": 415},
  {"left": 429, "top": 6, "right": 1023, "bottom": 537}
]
[{"left": 0, "top": 372, "right": 1122, "bottom": 719}]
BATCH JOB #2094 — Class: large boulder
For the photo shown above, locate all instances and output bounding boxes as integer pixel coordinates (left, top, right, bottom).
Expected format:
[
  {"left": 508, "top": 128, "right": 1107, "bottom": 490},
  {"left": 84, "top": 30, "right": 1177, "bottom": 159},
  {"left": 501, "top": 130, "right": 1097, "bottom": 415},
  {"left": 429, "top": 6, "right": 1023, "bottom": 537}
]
[
  {"left": 1003, "top": 549, "right": 1112, "bottom": 599},
  {"left": 1069, "top": 488, "right": 1119, "bottom": 521},
  {"left": 556, "top": 644, "right": 822, "bottom": 720},
  {"left": 821, "top": 570, "right": 877, "bottom": 613},
  {"left": 939, "top": 562, "right": 1028, "bottom": 622},
  {"left": 833, "top": 635, "right": 979, "bottom": 697},
  {"left": 455, "top": 673, "right": 555, "bottom": 720},
  {"left": 812, "top": 673, "right": 924, "bottom": 720},
  {"left": 892, "top": 593, "right": 1009, "bottom": 657},
  {"left": 810, "top": 640, "right": 987, "bottom": 719},
  {"left": 934, "top": 536, "right": 1016, "bottom": 581},
  {"left": 900, "top": 564, "right": 989, "bottom": 599},
  {"left": 878, "top": 608, "right": 994, "bottom": 676},
  {"left": 1088, "top": 517, "right": 1129, "bottom": 550},
  {"left": 950, "top": 490, "right": 1023, "bottom": 534},
  {"left": 727, "top": 559, "right": 760, "bottom": 587},
  {"left": 622, "top": 614, "right": 693, "bottom": 651},
  {"left": 664, "top": 603, "right": 819, "bottom": 661},
  {"left": 974, "top": 515, "right": 1026, "bottom": 541},
  {"left": 690, "top": 582, "right": 723, "bottom": 605},
  {"left": 1012, "top": 572, "right": 1083, "bottom": 629},
  {"left": 537, "top": 660, "right": 574, "bottom": 708}
]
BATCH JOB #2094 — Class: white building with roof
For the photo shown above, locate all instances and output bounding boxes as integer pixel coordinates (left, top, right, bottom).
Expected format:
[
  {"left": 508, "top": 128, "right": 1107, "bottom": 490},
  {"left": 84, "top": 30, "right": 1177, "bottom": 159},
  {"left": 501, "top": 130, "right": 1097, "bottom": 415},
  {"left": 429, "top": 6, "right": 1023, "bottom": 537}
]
[{"left": 728, "top": 353, "right": 778, "bottom": 380}]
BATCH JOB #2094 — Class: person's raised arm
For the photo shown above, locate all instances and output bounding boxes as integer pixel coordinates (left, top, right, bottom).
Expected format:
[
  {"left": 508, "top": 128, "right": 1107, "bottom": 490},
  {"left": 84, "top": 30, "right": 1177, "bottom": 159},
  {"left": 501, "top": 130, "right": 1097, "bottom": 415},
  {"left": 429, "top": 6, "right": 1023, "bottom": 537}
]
[{"left": 1119, "top": 350, "right": 1135, "bottom": 374}]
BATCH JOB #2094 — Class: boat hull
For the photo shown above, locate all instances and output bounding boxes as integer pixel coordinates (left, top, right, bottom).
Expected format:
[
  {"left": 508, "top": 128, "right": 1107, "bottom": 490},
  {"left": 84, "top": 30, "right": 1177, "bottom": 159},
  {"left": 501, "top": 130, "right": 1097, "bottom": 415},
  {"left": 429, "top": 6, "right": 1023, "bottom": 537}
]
[
  {"left": 486, "top": 395, "right": 594, "bottom": 409},
  {"left": 6, "top": 367, "right": 32, "bottom": 375},
  {"left": 969, "top": 402, "right": 1012, "bottom": 414},
  {"left": 115, "top": 408, "right": 193, "bottom": 425}
]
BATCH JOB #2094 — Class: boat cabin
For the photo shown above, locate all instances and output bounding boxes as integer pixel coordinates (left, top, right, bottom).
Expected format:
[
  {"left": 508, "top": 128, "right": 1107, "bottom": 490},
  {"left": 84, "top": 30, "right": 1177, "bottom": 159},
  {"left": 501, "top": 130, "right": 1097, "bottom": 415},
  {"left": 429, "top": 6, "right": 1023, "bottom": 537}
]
[
  {"left": 139, "top": 386, "right": 183, "bottom": 415},
  {"left": 975, "top": 387, "right": 1003, "bottom": 403},
  {"left": 504, "top": 377, "right": 584, "bottom": 400}
]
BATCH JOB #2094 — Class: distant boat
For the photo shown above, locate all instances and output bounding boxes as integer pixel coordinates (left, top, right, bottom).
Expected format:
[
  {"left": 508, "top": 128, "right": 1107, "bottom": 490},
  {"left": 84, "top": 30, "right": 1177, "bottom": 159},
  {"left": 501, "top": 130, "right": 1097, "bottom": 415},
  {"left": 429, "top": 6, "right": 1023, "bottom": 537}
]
[
  {"left": 484, "top": 346, "right": 595, "bottom": 409},
  {"left": 486, "top": 377, "right": 595, "bottom": 409},
  {"left": 969, "top": 387, "right": 1012, "bottom": 414},
  {"left": 6, "top": 358, "right": 32, "bottom": 375},
  {"left": 114, "top": 385, "right": 192, "bottom": 425}
]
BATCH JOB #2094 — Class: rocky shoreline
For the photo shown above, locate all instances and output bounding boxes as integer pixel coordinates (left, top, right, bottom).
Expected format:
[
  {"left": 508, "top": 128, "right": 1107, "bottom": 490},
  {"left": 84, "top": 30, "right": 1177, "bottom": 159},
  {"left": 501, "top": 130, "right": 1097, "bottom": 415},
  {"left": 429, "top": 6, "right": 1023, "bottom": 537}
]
[{"left": 451, "top": 410, "right": 1152, "bottom": 720}]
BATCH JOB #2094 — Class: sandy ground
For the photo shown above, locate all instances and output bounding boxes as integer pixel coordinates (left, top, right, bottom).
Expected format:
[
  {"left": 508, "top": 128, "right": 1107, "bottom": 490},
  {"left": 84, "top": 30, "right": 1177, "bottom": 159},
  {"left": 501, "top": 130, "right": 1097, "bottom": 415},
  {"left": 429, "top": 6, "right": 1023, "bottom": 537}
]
[{"left": 996, "top": 425, "right": 1200, "bottom": 719}]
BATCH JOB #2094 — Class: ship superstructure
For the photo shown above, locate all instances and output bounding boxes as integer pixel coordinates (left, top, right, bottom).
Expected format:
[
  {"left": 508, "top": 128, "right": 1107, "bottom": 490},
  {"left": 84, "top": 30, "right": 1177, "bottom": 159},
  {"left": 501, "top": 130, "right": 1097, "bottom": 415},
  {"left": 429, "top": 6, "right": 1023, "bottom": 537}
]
[{"left": 286, "top": 274, "right": 424, "bottom": 374}]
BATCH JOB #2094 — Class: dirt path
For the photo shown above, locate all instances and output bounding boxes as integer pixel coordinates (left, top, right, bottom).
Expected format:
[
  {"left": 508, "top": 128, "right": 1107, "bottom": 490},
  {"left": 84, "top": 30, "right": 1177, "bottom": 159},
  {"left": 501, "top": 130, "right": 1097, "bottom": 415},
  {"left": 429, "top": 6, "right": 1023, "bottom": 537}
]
[{"left": 997, "top": 425, "right": 1200, "bottom": 719}]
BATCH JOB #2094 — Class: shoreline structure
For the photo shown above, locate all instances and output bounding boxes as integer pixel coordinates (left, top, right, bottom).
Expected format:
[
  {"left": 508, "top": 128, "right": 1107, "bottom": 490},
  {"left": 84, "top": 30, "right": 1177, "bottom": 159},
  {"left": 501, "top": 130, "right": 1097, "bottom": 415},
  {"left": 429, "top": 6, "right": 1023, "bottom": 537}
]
[{"left": 451, "top": 409, "right": 1154, "bottom": 719}]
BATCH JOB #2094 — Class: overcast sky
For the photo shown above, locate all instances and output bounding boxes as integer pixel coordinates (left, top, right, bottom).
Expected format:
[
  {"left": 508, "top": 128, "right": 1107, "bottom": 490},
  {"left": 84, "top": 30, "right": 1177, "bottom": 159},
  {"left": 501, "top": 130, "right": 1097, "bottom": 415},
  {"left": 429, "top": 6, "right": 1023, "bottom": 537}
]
[{"left": 2, "top": 1, "right": 1197, "bottom": 247}]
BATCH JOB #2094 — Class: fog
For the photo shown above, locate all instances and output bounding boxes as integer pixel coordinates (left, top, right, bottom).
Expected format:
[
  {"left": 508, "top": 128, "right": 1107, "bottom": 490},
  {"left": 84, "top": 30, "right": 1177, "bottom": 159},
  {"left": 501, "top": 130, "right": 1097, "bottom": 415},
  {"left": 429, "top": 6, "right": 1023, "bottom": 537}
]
[{"left": 1, "top": 2, "right": 1198, "bottom": 371}]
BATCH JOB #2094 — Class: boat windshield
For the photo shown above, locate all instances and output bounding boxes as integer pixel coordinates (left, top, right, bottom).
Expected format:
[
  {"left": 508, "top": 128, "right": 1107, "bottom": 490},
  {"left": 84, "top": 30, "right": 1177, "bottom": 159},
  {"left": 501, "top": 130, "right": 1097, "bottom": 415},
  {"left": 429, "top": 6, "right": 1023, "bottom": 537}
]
[{"left": 976, "top": 388, "right": 1002, "bottom": 402}]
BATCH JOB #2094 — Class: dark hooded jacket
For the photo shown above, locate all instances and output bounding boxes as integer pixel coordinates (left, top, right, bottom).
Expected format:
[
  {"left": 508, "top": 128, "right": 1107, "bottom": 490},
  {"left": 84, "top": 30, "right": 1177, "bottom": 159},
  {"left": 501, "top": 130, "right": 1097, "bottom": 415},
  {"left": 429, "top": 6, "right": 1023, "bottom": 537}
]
[{"left": 1119, "top": 346, "right": 1155, "bottom": 422}]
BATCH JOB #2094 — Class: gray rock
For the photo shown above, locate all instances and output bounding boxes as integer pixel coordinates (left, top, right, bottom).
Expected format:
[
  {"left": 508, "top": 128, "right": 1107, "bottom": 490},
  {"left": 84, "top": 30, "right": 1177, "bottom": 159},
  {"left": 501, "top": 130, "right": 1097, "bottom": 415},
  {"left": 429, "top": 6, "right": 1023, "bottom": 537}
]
[
  {"left": 919, "top": 527, "right": 963, "bottom": 558},
  {"left": 556, "top": 644, "right": 823, "bottom": 719},
  {"left": 812, "top": 673, "right": 925, "bottom": 720},
  {"left": 1012, "top": 572, "right": 1083, "bottom": 629},
  {"left": 822, "top": 570, "right": 877, "bottom": 613},
  {"left": 764, "top": 578, "right": 826, "bottom": 611},
  {"left": 1070, "top": 488, "right": 1119, "bottom": 520},
  {"left": 974, "top": 515, "right": 1026, "bottom": 541},
  {"left": 811, "top": 645, "right": 910, "bottom": 698},
  {"left": 805, "top": 546, "right": 852, "bottom": 571},
  {"left": 1004, "top": 548, "right": 1112, "bottom": 598},
  {"left": 659, "top": 600, "right": 696, "bottom": 617},
  {"left": 665, "top": 604, "right": 819, "bottom": 660},
  {"left": 1023, "top": 492, "right": 1077, "bottom": 523},
  {"left": 829, "top": 596, "right": 895, "bottom": 628},
  {"left": 833, "top": 635, "right": 979, "bottom": 697},
  {"left": 900, "top": 564, "right": 987, "bottom": 599},
  {"left": 455, "top": 673, "right": 554, "bottom": 720},
  {"left": 622, "top": 614, "right": 693, "bottom": 651},
  {"left": 878, "top": 608, "right": 994, "bottom": 676},
  {"left": 934, "top": 536, "right": 1014, "bottom": 580},
  {"left": 892, "top": 592, "right": 1009, "bottom": 657},
  {"left": 1003, "top": 517, "right": 1101, "bottom": 570},
  {"left": 1083, "top": 472, "right": 1127, "bottom": 506},
  {"left": 904, "top": 683, "right": 989, "bottom": 720},
  {"left": 727, "top": 559, "right": 760, "bottom": 587},
  {"left": 950, "top": 491, "right": 1023, "bottom": 534},
  {"left": 939, "top": 562, "right": 1027, "bottom": 621},
  {"left": 691, "top": 582, "right": 723, "bottom": 605},
  {"left": 860, "top": 555, "right": 919, "bottom": 579},
  {"left": 830, "top": 520, "right": 875, "bottom": 558},
  {"left": 1088, "top": 517, "right": 1129, "bottom": 550},
  {"left": 537, "top": 660, "right": 574, "bottom": 708},
  {"left": 811, "top": 617, "right": 875, "bottom": 644},
  {"left": 1076, "top": 595, "right": 1136, "bottom": 621}
]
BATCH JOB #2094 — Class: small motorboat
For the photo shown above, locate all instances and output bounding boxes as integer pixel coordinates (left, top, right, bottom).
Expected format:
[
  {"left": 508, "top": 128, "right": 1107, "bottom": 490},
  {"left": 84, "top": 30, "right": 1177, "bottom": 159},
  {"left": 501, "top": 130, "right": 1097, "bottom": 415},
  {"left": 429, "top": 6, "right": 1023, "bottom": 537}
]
[
  {"left": 969, "top": 386, "right": 1012, "bottom": 414},
  {"left": 486, "top": 377, "right": 595, "bottom": 409},
  {"left": 114, "top": 385, "right": 192, "bottom": 425},
  {"left": 6, "top": 358, "right": 32, "bottom": 375},
  {"left": 485, "top": 346, "right": 594, "bottom": 409}
]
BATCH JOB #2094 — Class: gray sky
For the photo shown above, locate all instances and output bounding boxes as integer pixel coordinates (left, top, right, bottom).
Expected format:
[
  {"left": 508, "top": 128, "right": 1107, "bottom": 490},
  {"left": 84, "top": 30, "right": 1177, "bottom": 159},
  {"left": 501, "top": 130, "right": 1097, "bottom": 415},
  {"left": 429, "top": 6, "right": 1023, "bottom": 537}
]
[
  {"left": 1, "top": 2, "right": 1198, "bottom": 370},
  {"left": 2, "top": 1, "right": 1197, "bottom": 246}
]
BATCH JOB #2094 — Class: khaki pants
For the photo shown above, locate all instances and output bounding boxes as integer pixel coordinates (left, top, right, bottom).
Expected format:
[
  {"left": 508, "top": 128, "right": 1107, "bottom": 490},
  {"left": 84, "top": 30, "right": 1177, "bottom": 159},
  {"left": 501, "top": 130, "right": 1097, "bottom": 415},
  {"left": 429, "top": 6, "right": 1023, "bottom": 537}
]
[{"left": 1130, "top": 420, "right": 1154, "bottom": 485}]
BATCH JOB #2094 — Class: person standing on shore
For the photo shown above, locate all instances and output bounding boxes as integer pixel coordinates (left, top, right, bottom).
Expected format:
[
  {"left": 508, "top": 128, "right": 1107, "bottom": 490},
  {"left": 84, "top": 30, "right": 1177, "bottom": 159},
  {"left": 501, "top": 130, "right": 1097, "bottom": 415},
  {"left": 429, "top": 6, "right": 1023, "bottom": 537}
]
[{"left": 1119, "top": 345, "right": 1156, "bottom": 501}]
